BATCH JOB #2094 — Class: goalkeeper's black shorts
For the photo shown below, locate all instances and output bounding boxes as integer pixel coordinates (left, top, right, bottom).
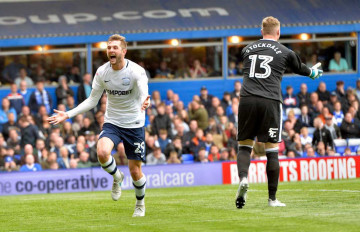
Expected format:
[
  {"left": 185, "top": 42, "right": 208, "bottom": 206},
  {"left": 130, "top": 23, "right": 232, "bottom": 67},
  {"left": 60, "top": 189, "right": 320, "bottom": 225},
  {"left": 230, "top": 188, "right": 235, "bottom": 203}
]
[{"left": 237, "top": 95, "right": 282, "bottom": 143}]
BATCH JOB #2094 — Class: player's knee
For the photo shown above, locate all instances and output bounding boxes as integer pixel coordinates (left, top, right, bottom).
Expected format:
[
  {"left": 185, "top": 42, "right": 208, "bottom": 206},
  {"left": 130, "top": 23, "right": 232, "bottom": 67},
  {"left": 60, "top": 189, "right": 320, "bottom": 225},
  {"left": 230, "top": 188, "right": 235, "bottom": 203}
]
[{"left": 97, "top": 146, "right": 111, "bottom": 161}]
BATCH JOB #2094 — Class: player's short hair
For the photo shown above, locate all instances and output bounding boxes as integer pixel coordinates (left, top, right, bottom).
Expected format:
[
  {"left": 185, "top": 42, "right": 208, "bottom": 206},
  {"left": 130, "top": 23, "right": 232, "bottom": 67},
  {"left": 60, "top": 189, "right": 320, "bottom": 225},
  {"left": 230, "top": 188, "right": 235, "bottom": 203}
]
[
  {"left": 108, "top": 34, "right": 127, "bottom": 49},
  {"left": 261, "top": 16, "right": 280, "bottom": 35}
]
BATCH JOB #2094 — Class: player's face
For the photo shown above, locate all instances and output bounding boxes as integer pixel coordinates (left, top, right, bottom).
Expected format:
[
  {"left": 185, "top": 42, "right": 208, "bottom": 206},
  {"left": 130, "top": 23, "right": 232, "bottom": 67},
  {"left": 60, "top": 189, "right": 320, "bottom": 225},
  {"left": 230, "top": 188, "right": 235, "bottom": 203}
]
[{"left": 107, "top": 40, "right": 126, "bottom": 65}]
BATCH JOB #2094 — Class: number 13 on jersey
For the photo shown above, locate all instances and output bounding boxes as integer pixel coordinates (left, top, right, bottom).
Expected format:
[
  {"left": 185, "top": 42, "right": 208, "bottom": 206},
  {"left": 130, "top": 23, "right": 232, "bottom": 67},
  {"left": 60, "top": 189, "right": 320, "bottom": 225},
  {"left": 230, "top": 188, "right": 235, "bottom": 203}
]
[{"left": 249, "top": 55, "right": 273, "bottom": 78}]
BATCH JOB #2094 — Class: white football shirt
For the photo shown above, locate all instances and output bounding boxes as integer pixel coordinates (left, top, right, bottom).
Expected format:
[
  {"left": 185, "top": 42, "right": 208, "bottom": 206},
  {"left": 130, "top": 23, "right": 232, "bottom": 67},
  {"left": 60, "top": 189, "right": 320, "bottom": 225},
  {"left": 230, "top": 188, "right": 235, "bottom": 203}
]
[{"left": 67, "top": 59, "right": 149, "bottom": 128}]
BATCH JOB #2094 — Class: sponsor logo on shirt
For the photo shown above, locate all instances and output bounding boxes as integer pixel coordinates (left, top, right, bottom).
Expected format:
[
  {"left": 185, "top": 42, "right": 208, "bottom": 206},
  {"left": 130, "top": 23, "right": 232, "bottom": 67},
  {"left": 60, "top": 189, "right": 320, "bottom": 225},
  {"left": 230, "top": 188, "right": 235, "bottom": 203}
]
[{"left": 105, "top": 89, "right": 132, "bottom": 96}]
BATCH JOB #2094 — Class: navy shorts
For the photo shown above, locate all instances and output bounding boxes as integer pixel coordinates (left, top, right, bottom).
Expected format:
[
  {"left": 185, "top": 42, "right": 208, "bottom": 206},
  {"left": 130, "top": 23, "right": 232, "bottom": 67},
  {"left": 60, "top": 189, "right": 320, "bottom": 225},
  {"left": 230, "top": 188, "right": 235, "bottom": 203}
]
[{"left": 99, "top": 123, "right": 146, "bottom": 162}]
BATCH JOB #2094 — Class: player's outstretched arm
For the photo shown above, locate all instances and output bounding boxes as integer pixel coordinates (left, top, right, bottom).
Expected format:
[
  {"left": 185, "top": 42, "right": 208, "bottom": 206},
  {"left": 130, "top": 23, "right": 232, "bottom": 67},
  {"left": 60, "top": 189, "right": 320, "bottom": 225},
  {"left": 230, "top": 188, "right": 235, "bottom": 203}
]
[{"left": 47, "top": 109, "right": 69, "bottom": 125}]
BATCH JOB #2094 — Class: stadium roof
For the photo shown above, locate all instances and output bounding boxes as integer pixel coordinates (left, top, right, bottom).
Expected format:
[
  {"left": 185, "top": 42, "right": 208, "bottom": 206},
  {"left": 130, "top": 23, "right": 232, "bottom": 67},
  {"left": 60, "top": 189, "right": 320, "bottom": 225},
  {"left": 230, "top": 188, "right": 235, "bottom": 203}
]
[{"left": 0, "top": 0, "right": 360, "bottom": 46}]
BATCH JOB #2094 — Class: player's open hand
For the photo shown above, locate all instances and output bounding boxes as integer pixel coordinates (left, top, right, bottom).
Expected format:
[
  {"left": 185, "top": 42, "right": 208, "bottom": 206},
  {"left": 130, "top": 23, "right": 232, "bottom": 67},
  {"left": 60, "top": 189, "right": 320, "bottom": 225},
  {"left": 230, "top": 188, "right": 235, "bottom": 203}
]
[
  {"left": 47, "top": 109, "right": 69, "bottom": 125},
  {"left": 309, "top": 62, "right": 323, "bottom": 80},
  {"left": 141, "top": 95, "right": 151, "bottom": 111}
]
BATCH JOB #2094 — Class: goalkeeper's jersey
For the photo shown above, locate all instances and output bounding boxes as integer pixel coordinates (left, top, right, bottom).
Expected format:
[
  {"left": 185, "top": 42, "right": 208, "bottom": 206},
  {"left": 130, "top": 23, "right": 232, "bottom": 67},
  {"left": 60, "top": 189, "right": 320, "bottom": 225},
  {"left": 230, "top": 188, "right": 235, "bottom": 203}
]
[
  {"left": 240, "top": 39, "right": 311, "bottom": 103},
  {"left": 67, "top": 59, "right": 148, "bottom": 128}
]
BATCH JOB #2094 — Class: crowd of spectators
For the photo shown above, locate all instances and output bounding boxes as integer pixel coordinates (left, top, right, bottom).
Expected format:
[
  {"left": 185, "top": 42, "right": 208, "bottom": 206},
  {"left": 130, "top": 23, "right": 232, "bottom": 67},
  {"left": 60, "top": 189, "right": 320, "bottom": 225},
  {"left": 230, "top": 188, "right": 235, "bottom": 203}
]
[{"left": 1, "top": 64, "right": 360, "bottom": 172}]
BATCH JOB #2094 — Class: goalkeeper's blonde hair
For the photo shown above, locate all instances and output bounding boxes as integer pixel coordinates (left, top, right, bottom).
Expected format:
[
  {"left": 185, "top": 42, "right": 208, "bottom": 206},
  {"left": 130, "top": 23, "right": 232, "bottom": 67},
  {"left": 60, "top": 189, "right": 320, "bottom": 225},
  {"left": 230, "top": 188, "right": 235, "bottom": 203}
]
[
  {"left": 261, "top": 16, "right": 280, "bottom": 35},
  {"left": 108, "top": 34, "right": 127, "bottom": 49}
]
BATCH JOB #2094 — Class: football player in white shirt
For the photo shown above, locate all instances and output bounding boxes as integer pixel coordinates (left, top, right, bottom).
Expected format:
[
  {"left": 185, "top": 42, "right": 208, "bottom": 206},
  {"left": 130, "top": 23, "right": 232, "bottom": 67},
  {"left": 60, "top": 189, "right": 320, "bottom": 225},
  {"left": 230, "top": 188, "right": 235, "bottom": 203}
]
[{"left": 48, "top": 34, "right": 150, "bottom": 217}]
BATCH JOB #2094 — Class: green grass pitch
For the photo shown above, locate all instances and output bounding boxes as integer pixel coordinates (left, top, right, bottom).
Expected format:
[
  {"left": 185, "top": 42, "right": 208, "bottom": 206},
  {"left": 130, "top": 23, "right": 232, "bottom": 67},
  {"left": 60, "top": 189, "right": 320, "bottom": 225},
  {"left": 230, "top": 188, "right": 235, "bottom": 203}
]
[{"left": 1, "top": 179, "right": 359, "bottom": 232}]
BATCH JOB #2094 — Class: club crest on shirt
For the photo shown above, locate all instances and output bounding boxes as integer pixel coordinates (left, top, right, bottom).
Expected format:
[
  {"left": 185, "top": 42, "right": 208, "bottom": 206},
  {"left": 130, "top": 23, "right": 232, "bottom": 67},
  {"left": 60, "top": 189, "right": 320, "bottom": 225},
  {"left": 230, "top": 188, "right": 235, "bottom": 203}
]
[{"left": 122, "top": 77, "right": 130, "bottom": 86}]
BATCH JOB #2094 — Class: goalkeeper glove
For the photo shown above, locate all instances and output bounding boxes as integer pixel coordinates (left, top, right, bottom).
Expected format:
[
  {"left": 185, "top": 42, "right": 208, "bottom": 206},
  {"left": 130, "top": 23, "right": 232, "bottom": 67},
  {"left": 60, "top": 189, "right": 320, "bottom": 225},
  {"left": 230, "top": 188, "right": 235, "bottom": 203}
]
[{"left": 309, "top": 62, "right": 323, "bottom": 80}]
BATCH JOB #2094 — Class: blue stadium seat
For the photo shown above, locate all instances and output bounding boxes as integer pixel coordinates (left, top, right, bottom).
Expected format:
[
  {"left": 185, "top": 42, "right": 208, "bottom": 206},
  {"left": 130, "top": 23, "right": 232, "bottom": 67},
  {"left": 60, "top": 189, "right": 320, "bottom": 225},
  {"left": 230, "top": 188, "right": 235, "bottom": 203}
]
[
  {"left": 347, "top": 138, "right": 360, "bottom": 153},
  {"left": 333, "top": 139, "right": 348, "bottom": 154},
  {"left": 181, "top": 154, "right": 194, "bottom": 164}
]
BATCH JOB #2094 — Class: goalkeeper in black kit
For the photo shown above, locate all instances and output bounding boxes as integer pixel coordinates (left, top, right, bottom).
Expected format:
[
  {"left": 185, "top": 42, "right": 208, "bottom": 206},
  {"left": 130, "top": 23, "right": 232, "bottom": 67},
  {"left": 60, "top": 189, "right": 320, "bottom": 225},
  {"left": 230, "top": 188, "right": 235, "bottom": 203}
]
[{"left": 235, "top": 16, "right": 323, "bottom": 208}]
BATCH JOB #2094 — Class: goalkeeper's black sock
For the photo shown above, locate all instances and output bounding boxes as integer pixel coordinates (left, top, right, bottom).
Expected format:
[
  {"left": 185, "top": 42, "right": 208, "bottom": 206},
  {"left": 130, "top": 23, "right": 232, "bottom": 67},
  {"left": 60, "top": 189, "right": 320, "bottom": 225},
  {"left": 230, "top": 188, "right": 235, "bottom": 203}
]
[
  {"left": 237, "top": 146, "right": 252, "bottom": 180},
  {"left": 266, "top": 149, "right": 280, "bottom": 201}
]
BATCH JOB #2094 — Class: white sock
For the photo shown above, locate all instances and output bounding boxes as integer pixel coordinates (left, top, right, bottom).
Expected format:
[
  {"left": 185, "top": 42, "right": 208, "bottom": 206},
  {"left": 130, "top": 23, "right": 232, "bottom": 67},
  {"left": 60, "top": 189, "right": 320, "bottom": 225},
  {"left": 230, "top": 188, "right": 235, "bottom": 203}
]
[
  {"left": 99, "top": 156, "right": 121, "bottom": 181},
  {"left": 133, "top": 175, "right": 146, "bottom": 206}
]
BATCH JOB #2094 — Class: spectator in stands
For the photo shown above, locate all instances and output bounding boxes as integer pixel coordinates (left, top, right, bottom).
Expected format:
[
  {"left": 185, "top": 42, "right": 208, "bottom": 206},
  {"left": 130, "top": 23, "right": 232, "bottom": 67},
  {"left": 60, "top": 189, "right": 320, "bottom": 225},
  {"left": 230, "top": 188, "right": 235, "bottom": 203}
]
[
  {"left": 316, "top": 82, "right": 331, "bottom": 104},
  {"left": 29, "top": 79, "right": 53, "bottom": 115},
  {"left": 20, "top": 115, "right": 40, "bottom": 149},
  {"left": 67, "top": 66, "right": 81, "bottom": 83},
  {"left": 164, "top": 136, "right": 182, "bottom": 159},
  {"left": 145, "top": 135, "right": 156, "bottom": 156},
  {"left": 34, "top": 138, "right": 47, "bottom": 162},
  {"left": 6, "top": 128, "right": 21, "bottom": 155},
  {"left": 286, "top": 109, "right": 297, "bottom": 131},
  {"left": 333, "top": 101, "right": 344, "bottom": 127},
  {"left": 196, "top": 147, "right": 208, "bottom": 163},
  {"left": 2, "top": 56, "right": 25, "bottom": 84},
  {"left": 32, "top": 64, "right": 47, "bottom": 83},
  {"left": 78, "top": 117, "right": 97, "bottom": 136},
  {"left": 199, "top": 86, "right": 213, "bottom": 113},
  {"left": 189, "top": 128, "right": 206, "bottom": 156},
  {"left": 56, "top": 75, "right": 74, "bottom": 106},
  {"left": 165, "top": 89, "right": 174, "bottom": 106},
  {"left": 220, "top": 92, "right": 231, "bottom": 112},
  {"left": 57, "top": 146, "right": 70, "bottom": 169},
  {"left": 7, "top": 83, "right": 24, "bottom": 115},
  {"left": 155, "top": 61, "right": 172, "bottom": 79},
  {"left": 156, "top": 129, "right": 171, "bottom": 153},
  {"left": 213, "top": 106, "right": 225, "bottom": 125},
  {"left": 228, "top": 61, "right": 238, "bottom": 76},
  {"left": 327, "top": 91, "right": 339, "bottom": 113},
  {"left": 312, "top": 117, "right": 334, "bottom": 150},
  {"left": 308, "top": 92, "right": 319, "bottom": 117},
  {"left": 347, "top": 106, "right": 360, "bottom": 127},
  {"left": 77, "top": 73, "right": 92, "bottom": 105},
  {"left": 165, "top": 104, "right": 174, "bottom": 120},
  {"left": 50, "top": 136, "right": 65, "bottom": 157},
  {"left": 188, "top": 100, "right": 209, "bottom": 130},
  {"left": 329, "top": 51, "right": 349, "bottom": 72},
  {"left": 208, "top": 97, "right": 221, "bottom": 118},
  {"left": 296, "top": 83, "right": 311, "bottom": 107},
  {"left": 166, "top": 150, "right": 181, "bottom": 164},
  {"left": 69, "top": 159, "right": 77, "bottom": 169},
  {"left": 343, "top": 147, "right": 352, "bottom": 156},
  {"left": 316, "top": 141, "right": 327, "bottom": 157},
  {"left": 324, "top": 116, "right": 341, "bottom": 140},
  {"left": 231, "top": 81, "right": 241, "bottom": 100},
  {"left": 283, "top": 85, "right": 298, "bottom": 109},
  {"left": 77, "top": 151, "right": 92, "bottom": 168},
  {"left": 0, "top": 98, "right": 17, "bottom": 130},
  {"left": 208, "top": 145, "right": 220, "bottom": 162},
  {"left": 228, "top": 103, "right": 238, "bottom": 125},
  {"left": 190, "top": 59, "right": 207, "bottom": 78},
  {"left": 19, "top": 153, "right": 42, "bottom": 172},
  {"left": 294, "top": 105, "right": 312, "bottom": 132},
  {"left": 306, "top": 54, "right": 319, "bottom": 67},
  {"left": 150, "top": 90, "right": 162, "bottom": 111},
  {"left": 41, "top": 151, "right": 57, "bottom": 170},
  {"left": 174, "top": 61, "right": 191, "bottom": 79},
  {"left": 335, "top": 80, "right": 346, "bottom": 103},
  {"left": 146, "top": 144, "right": 166, "bottom": 165},
  {"left": 182, "top": 120, "right": 198, "bottom": 154},
  {"left": 317, "top": 106, "right": 334, "bottom": 124},
  {"left": 305, "top": 146, "right": 317, "bottom": 158},
  {"left": 3, "top": 146, "right": 18, "bottom": 171},
  {"left": 355, "top": 79, "right": 360, "bottom": 101},
  {"left": 300, "top": 127, "right": 312, "bottom": 146},
  {"left": 1, "top": 112, "right": 19, "bottom": 141},
  {"left": 15, "top": 68, "right": 34, "bottom": 88},
  {"left": 152, "top": 103, "right": 172, "bottom": 137},
  {"left": 219, "top": 148, "right": 229, "bottom": 161},
  {"left": 340, "top": 112, "right": 360, "bottom": 139},
  {"left": 19, "top": 80, "right": 32, "bottom": 106},
  {"left": 345, "top": 90, "right": 358, "bottom": 112}
]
